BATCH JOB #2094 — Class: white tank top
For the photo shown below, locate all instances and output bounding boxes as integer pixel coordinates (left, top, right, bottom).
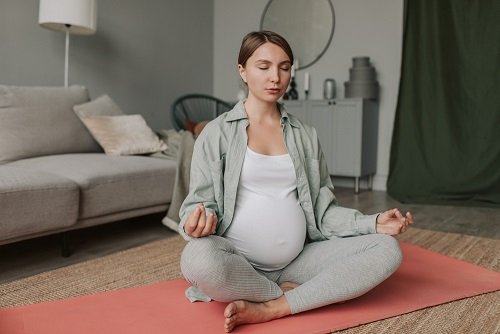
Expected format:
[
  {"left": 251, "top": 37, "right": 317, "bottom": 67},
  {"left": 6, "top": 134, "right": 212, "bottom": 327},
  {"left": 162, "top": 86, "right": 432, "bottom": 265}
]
[{"left": 224, "top": 147, "right": 307, "bottom": 271}]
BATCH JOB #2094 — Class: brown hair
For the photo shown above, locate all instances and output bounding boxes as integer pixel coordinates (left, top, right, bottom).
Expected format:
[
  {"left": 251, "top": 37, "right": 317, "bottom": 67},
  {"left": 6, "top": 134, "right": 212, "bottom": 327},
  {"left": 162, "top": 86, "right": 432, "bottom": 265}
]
[{"left": 238, "top": 31, "right": 294, "bottom": 67}]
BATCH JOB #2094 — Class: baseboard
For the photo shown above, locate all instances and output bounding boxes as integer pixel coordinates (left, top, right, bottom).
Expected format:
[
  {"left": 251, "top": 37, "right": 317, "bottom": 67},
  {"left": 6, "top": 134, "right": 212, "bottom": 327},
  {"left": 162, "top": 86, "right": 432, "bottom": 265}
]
[{"left": 331, "top": 174, "right": 388, "bottom": 191}]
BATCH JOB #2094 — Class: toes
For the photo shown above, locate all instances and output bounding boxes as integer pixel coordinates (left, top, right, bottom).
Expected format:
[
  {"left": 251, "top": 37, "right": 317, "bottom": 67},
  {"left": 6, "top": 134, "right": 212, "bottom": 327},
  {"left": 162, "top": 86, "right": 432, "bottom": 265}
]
[
  {"left": 224, "top": 316, "right": 235, "bottom": 333},
  {"left": 223, "top": 301, "right": 245, "bottom": 332},
  {"left": 224, "top": 302, "right": 237, "bottom": 318}
]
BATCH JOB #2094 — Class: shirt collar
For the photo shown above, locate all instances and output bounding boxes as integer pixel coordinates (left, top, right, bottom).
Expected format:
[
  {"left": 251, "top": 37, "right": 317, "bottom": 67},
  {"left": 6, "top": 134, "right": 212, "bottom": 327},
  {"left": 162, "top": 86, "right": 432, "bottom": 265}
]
[{"left": 225, "top": 99, "right": 301, "bottom": 128}]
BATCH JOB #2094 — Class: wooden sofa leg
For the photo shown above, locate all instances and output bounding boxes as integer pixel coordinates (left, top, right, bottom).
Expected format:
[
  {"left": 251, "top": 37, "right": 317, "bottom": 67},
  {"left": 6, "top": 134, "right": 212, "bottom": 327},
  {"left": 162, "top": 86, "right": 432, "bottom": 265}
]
[{"left": 61, "top": 232, "right": 72, "bottom": 257}]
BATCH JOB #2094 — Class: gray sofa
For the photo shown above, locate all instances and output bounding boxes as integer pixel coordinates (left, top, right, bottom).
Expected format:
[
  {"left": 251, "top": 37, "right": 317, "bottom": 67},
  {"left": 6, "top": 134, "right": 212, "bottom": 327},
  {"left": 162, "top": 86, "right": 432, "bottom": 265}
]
[{"left": 0, "top": 85, "right": 177, "bottom": 254}]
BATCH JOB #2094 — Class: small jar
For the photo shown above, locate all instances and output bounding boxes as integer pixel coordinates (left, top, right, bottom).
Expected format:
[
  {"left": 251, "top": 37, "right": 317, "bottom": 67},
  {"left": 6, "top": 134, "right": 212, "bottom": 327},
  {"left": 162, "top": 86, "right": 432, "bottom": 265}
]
[{"left": 323, "top": 78, "right": 336, "bottom": 100}]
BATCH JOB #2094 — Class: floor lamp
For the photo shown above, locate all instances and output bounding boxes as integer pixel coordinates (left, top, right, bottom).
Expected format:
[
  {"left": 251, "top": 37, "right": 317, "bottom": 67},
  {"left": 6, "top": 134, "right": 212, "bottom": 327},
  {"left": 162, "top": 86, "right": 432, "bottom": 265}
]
[{"left": 39, "top": 0, "right": 97, "bottom": 87}]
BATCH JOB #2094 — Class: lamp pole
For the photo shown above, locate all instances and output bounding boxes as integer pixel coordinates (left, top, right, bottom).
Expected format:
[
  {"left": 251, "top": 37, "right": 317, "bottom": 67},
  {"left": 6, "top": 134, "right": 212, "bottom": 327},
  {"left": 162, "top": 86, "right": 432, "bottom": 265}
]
[{"left": 64, "top": 25, "right": 70, "bottom": 87}]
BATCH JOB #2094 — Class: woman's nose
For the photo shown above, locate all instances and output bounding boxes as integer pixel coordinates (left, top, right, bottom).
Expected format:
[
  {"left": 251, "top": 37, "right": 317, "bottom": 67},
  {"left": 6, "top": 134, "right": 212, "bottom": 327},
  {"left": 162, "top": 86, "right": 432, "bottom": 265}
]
[{"left": 270, "top": 69, "right": 280, "bottom": 83}]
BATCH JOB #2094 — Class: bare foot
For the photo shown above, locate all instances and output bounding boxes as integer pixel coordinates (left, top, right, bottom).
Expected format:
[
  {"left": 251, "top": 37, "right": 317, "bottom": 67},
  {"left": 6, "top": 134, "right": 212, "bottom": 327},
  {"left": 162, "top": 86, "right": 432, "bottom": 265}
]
[
  {"left": 279, "top": 281, "right": 299, "bottom": 292},
  {"left": 223, "top": 296, "right": 291, "bottom": 332}
]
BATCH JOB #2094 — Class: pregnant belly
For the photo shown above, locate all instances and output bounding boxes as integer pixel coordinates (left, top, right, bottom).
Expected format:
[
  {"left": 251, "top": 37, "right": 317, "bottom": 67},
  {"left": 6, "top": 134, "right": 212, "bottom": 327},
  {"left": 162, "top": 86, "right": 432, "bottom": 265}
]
[{"left": 224, "top": 195, "right": 307, "bottom": 271}]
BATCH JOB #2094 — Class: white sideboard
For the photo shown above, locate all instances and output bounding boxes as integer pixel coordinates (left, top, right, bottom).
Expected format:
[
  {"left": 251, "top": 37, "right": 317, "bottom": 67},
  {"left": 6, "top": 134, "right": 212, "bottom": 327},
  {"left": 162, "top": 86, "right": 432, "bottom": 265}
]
[{"left": 283, "top": 99, "right": 379, "bottom": 192}]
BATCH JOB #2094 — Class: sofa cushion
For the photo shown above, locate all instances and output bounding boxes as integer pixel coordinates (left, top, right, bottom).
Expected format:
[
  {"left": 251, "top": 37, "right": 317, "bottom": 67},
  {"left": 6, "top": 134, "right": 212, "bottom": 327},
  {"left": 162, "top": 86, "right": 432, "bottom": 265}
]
[
  {"left": 75, "top": 95, "right": 167, "bottom": 156},
  {"left": 0, "top": 166, "right": 79, "bottom": 240},
  {"left": 9, "top": 154, "right": 177, "bottom": 219},
  {"left": 0, "top": 85, "right": 101, "bottom": 165},
  {"left": 79, "top": 115, "right": 168, "bottom": 156}
]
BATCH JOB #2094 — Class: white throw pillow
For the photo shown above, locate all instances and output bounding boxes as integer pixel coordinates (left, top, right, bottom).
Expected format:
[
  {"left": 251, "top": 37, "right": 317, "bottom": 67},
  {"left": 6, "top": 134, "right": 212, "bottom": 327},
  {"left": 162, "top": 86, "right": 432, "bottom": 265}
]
[{"left": 80, "top": 114, "right": 167, "bottom": 156}]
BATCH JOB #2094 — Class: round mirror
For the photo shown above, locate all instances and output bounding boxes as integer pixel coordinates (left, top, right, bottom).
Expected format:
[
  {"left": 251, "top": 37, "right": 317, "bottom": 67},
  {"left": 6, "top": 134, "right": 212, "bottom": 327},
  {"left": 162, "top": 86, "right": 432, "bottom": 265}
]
[{"left": 260, "top": 0, "right": 335, "bottom": 70}]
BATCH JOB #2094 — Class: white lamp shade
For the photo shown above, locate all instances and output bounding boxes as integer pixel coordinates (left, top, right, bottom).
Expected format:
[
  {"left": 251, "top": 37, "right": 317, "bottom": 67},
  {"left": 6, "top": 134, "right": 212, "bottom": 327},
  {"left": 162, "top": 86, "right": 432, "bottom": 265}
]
[{"left": 39, "top": 0, "right": 97, "bottom": 35}]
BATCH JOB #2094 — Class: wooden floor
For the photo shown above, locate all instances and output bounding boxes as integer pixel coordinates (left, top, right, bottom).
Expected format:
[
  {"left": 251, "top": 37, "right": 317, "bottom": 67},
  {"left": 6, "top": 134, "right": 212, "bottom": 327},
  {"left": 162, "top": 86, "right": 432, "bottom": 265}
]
[{"left": 1, "top": 188, "right": 499, "bottom": 284}]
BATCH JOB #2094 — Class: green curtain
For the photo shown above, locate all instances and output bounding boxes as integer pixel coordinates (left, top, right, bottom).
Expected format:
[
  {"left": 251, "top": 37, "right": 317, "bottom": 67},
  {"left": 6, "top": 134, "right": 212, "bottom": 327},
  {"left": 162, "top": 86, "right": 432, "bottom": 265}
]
[{"left": 388, "top": 0, "right": 500, "bottom": 207}]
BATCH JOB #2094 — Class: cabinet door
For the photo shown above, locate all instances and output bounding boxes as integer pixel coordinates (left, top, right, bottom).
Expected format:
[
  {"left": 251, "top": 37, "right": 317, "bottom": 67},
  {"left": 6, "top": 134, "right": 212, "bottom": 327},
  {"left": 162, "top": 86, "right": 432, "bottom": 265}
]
[
  {"left": 283, "top": 99, "right": 377, "bottom": 179},
  {"left": 309, "top": 100, "right": 334, "bottom": 171},
  {"left": 332, "top": 100, "right": 363, "bottom": 176}
]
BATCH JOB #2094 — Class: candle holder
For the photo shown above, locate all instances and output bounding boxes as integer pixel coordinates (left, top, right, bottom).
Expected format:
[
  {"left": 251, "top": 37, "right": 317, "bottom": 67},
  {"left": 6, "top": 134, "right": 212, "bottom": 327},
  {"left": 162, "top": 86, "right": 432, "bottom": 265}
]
[
  {"left": 304, "top": 72, "right": 310, "bottom": 100},
  {"left": 304, "top": 90, "right": 309, "bottom": 100},
  {"left": 288, "top": 76, "right": 298, "bottom": 100}
]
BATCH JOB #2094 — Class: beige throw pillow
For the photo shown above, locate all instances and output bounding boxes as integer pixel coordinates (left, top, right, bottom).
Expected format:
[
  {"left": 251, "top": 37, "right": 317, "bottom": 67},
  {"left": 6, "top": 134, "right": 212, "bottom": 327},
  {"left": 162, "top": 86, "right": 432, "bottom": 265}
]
[
  {"left": 73, "top": 94, "right": 124, "bottom": 118},
  {"left": 80, "top": 115, "right": 167, "bottom": 155}
]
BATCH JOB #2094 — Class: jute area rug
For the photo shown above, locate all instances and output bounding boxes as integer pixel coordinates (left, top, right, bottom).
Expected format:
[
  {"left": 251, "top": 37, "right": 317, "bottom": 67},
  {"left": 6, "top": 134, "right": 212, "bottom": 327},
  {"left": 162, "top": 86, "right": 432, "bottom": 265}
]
[{"left": 1, "top": 228, "right": 499, "bottom": 334}]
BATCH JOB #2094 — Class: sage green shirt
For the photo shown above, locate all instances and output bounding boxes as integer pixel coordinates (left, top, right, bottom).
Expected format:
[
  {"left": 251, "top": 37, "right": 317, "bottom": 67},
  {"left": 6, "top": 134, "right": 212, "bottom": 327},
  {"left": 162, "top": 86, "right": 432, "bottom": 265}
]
[{"left": 179, "top": 100, "right": 378, "bottom": 242}]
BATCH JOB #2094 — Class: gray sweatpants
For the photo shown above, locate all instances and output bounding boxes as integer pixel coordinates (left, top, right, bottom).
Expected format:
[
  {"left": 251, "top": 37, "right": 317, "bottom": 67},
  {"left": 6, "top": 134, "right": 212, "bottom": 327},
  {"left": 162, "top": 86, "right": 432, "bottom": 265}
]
[{"left": 180, "top": 233, "right": 402, "bottom": 314}]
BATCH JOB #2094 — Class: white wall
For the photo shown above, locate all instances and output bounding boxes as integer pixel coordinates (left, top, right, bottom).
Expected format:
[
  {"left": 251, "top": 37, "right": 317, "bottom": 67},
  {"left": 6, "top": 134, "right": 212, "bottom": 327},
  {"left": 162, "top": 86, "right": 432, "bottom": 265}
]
[{"left": 213, "top": 0, "right": 403, "bottom": 191}]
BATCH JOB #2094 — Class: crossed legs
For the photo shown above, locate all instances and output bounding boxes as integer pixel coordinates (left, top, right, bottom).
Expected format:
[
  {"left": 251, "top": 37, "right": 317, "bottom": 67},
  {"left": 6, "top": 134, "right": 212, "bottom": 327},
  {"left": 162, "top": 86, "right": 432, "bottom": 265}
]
[
  {"left": 279, "top": 233, "right": 402, "bottom": 313},
  {"left": 180, "top": 234, "right": 402, "bottom": 332}
]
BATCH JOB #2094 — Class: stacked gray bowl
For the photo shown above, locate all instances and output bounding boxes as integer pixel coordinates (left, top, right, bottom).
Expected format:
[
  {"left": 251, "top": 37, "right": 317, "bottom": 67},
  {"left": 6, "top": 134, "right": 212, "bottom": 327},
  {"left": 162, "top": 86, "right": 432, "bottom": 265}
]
[{"left": 344, "top": 57, "right": 379, "bottom": 100}]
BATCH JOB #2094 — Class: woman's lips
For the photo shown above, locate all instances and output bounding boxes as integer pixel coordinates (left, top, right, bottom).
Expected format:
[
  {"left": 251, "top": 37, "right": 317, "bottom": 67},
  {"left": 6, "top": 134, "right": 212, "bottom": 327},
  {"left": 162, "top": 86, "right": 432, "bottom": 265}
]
[{"left": 266, "top": 88, "right": 281, "bottom": 94}]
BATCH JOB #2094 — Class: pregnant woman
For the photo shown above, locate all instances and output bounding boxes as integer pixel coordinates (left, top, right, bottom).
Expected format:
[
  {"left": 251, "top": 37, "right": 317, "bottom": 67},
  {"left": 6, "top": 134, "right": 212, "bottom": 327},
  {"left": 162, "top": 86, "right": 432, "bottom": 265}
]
[{"left": 178, "top": 30, "right": 414, "bottom": 333}]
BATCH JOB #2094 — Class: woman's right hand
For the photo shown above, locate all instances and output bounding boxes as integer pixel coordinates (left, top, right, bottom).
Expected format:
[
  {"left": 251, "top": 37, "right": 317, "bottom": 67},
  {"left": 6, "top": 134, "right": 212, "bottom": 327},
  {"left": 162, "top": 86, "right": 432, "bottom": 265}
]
[{"left": 184, "top": 204, "right": 217, "bottom": 238}]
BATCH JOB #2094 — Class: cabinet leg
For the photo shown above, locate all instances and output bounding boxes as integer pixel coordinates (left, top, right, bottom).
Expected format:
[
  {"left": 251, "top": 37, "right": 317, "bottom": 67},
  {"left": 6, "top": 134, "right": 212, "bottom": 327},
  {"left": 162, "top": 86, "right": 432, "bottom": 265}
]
[
  {"left": 355, "top": 177, "right": 360, "bottom": 194},
  {"left": 368, "top": 175, "right": 373, "bottom": 191}
]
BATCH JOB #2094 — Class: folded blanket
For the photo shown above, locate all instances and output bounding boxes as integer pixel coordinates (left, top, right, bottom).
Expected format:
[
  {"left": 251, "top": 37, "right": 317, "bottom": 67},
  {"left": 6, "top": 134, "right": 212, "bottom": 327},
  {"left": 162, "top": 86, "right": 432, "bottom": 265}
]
[{"left": 150, "top": 129, "right": 195, "bottom": 233}]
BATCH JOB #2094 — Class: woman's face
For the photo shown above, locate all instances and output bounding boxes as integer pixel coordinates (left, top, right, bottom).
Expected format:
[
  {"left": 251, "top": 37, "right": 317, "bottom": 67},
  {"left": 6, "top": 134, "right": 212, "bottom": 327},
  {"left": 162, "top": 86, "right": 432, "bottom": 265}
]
[{"left": 239, "top": 42, "right": 292, "bottom": 104}]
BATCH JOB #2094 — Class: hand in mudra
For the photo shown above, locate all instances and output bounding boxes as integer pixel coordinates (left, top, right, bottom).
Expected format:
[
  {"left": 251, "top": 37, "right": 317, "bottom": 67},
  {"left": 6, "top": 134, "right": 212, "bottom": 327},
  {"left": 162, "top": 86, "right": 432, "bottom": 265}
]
[
  {"left": 185, "top": 204, "right": 217, "bottom": 238},
  {"left": 376, "top": 208, "right": 414, "bottom": 235}
]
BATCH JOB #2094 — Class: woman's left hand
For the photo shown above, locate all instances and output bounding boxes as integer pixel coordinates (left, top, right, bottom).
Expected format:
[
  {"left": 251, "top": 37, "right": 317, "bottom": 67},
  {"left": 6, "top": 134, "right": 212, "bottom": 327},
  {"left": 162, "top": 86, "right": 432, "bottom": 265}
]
[{"left": 376, "top": 209, "right": 414, "bottom": 235}]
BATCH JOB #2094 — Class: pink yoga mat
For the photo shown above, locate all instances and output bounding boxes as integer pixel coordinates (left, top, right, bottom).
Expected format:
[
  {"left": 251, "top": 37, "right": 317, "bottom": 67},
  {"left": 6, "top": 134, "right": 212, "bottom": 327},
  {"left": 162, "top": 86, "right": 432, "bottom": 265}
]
[{"left": 1, "top": 243, "right": 499, "bottom": 334}]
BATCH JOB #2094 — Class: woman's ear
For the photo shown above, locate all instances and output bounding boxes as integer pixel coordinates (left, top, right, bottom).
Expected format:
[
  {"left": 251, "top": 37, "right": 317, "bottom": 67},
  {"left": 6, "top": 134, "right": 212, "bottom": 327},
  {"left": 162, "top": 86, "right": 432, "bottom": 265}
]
[{"left": 238, "top": 64, "right": 247, "bottom": 83}]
